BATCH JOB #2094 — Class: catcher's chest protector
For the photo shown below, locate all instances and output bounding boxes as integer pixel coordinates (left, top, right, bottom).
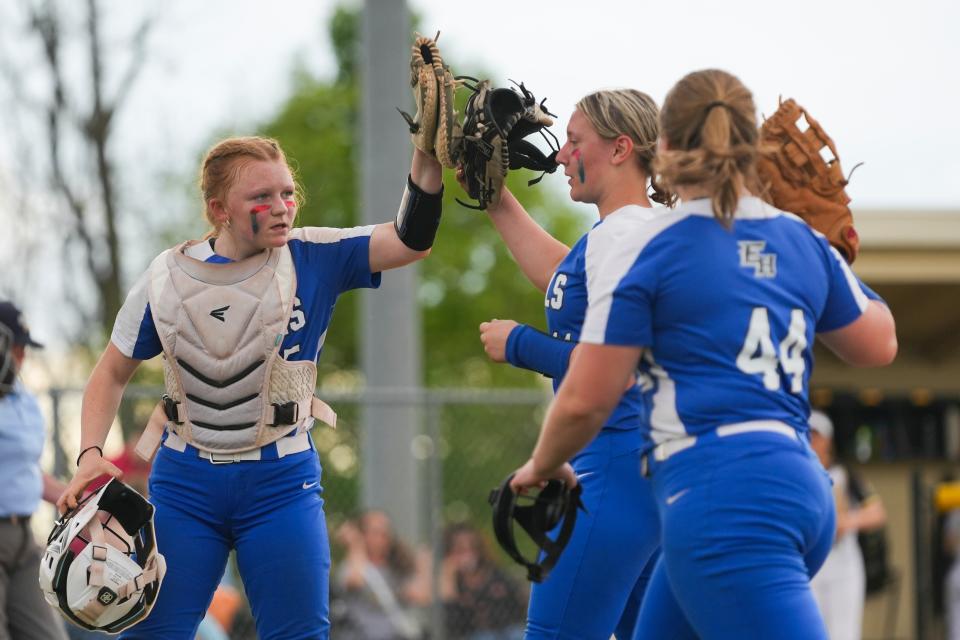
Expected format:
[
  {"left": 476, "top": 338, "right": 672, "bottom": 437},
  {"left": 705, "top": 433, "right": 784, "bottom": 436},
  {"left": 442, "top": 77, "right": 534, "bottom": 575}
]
[{"left": 147, "top": 242, "right": 321, "bottom": 453}]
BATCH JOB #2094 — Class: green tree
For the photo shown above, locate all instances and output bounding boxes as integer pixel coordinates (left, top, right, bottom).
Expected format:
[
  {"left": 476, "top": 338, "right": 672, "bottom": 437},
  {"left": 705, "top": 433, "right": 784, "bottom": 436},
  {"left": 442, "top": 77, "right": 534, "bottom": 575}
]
[{"left": 260, "top": 6, "right": 588, "bottom": 389}]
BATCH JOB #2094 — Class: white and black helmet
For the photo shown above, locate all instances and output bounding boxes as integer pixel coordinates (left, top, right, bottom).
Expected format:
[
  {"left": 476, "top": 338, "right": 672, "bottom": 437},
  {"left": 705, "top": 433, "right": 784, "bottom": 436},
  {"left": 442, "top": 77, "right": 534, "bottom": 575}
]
[{"left": 39, "top": 479, "right": 166, "bottom": 634}]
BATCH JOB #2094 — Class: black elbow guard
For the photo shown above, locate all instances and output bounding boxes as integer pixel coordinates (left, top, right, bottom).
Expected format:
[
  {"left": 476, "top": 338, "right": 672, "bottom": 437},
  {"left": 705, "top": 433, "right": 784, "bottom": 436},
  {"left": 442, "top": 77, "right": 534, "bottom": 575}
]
[{"left": 395, "top": 175, "right": 442, "bottom": 251}]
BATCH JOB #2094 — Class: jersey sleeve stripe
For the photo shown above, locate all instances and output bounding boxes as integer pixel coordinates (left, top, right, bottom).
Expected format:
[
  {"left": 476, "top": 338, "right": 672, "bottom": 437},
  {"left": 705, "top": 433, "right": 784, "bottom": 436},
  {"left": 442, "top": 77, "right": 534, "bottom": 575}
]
[
  {"left": 581, "top": 213, "right": 688, "bottom": 345},
  {"left": 583, "top": 217, "right": 628, "bottom": 301},
  {"left": 780, "top": 210, "right": 869, "bottom": 315},
  {"left": 830, "top": 246, "right": 869, "bottom": 312},
  {"left": 290, "top": 225, "right": 375, "bottom": 244},
  {"left": 110, "top": 269, "right": 154, "bottom": 358}
]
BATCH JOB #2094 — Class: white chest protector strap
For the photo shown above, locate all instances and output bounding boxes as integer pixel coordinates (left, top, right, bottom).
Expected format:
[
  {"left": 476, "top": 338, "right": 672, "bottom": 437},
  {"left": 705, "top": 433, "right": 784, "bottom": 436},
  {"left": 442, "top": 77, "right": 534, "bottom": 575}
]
[{"left": 135, "top": 241, "right": 336, "bottom": 459}]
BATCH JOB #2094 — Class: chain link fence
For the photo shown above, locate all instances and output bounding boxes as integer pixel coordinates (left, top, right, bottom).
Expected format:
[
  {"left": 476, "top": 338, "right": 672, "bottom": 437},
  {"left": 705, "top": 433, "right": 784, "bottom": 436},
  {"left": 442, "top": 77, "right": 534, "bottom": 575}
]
[{"left": 41, "top": 385, "right": 552, "bottom": 639}]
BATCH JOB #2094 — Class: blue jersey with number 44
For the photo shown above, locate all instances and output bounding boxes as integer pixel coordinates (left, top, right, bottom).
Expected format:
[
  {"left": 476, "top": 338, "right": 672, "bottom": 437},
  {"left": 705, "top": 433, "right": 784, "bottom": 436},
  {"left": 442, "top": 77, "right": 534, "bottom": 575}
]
[{"left": 580, "top": 196, "right": 868, "bottom": 445}]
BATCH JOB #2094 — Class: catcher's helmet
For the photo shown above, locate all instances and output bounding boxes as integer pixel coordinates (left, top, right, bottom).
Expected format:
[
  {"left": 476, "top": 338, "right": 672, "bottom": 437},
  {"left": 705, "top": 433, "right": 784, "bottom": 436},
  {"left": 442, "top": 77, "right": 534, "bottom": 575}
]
[
  {"left": 488, "top": 472, "right": 584, "bottom": 582},
  {"left": 39, "top": 479, "right": 166, "bottom": 634}
]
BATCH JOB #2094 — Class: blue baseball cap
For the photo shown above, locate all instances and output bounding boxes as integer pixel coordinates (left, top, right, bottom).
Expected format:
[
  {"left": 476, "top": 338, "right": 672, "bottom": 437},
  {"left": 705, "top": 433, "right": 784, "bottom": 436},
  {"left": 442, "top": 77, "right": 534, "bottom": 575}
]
[{"left": 0, "top": 301, "right": 43, "bottom": 348}]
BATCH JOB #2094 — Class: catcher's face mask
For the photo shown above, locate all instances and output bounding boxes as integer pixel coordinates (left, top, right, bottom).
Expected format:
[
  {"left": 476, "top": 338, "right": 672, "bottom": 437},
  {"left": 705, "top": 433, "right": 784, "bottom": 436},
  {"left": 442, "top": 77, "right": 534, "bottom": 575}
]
[
  {"left": 0, "top": 323, "right": 13, "bottom": 395},
  {"left": 488, "top": 472, "right": 584, "bottom": 582},
  {"left": 39, "top": 479, "right": 166, "bottom": 634}
]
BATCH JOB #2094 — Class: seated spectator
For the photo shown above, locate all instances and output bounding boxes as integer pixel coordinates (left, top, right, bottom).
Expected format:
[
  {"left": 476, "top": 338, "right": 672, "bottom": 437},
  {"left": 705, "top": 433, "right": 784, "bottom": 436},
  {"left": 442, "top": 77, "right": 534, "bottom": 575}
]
[
  {"left": 331, "top": 510, "right": 428, "bottom": 639},
  {"left": 441, "top": 523, "right": 526, "bottom": 640},
  {"left": 809, "top": 410, "right": 888, "bottom": 640}
]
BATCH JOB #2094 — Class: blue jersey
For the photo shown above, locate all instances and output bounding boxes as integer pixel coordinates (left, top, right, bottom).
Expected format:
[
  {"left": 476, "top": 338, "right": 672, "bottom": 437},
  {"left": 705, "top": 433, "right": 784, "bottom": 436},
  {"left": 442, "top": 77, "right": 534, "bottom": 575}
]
[
  {"left": 0, "top": 381, "right": 46, "bottom": 516},
  {"left": 524, "top": 206, "right": 664, "bottom": 639},
  {"left": 111, "top": 226, "right": 381, "bottom": 362},
  {"left": 581, "top": 196, "right": 867, "bottom": 444},
  {"left": 543, "top": 205, "right": 652, "bottom": 431}
]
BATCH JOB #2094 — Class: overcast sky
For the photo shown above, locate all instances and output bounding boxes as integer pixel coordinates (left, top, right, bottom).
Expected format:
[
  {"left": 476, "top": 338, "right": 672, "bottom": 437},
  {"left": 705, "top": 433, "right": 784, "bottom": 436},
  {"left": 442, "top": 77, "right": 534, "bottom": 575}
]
[
  {"left": 424, "top": 0, "right": 960, "bottom": 210},
  {"left": 1, "top": 0, "right": 957, "bottom": 354},
  {"left": 107, "top": 0, "right": 959, "bottom": 211}
]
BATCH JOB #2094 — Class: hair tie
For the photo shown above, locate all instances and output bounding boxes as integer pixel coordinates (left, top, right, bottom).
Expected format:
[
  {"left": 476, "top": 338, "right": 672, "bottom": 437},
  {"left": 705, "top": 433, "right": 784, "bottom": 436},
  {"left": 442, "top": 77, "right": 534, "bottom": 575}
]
[
  {"left": 705, "top": 101, "right": 730, "bottom": 113},
  {"left": 684, "top": 100, "right": 736, "bottom": 148}
]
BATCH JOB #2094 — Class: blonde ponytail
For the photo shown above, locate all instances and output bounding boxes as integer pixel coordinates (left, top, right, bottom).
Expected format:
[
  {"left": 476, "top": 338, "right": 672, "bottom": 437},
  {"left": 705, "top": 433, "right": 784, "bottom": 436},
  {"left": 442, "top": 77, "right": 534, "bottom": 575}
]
[{"left": 654, "top": 70, "right": 759, "bottom": 226}]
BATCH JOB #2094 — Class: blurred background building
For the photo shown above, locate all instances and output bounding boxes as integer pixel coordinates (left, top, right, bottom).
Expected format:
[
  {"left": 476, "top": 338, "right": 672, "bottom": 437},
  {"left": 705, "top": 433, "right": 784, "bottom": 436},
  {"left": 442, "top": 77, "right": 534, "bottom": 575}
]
[{"left": 812, "top": 209, "right": 960, "bottom": 640}]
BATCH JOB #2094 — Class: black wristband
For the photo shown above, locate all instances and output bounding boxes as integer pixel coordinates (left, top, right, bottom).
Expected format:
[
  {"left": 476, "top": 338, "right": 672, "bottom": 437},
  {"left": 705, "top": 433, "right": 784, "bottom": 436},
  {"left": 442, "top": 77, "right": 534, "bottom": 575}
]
[
  {"left": 395, "top": 174, "right": 443, "bottom": 251},
  {"left": 76, "top": 445, "right": 103, "bottom": 467}
]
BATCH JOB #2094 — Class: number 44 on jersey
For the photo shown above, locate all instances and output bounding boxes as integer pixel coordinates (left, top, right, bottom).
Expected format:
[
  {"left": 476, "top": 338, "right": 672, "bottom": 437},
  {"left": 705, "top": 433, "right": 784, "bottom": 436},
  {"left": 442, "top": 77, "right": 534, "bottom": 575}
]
[{"left": 736, "top": 307, "right": 807, "bottom": 393}]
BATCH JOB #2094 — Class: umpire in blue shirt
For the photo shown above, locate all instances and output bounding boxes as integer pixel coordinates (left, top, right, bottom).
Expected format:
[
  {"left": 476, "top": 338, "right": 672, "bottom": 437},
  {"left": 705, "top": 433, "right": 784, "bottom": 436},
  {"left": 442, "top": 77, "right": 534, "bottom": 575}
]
[{"left": 0, "top": 301, "right": 68, "bottom": 640}]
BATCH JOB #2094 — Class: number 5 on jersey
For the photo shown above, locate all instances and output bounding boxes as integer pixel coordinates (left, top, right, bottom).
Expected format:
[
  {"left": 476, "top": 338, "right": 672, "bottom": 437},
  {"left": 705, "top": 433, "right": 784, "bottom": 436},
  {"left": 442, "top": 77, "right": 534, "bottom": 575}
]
[
  {"left": 546, "top": 274, "right": 567, "bottom": 310},
  {"left": 736, "top": 307, "right": 807, "bottom": 393}
]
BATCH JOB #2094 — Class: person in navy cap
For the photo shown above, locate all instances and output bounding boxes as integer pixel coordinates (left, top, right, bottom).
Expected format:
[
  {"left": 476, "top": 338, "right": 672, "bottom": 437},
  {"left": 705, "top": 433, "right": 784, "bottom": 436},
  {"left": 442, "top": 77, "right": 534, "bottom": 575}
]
[
  {"left": 0, "top": 300, "right": 69, "bottom": 640},
  {"left": 0, "top": 301, "right": 43, "bottom": 389}
]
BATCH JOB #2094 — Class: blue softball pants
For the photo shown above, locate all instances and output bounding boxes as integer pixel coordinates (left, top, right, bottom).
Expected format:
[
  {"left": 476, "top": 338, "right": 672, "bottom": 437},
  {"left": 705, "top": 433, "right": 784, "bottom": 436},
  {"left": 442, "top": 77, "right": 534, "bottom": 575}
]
[
  {"left": 121, "top": 435, "right": 330, "bottom": 640},
  {"left": 526, "top": 428, "right": 660, "bottom": 640},
  {"left": 634, "top": 430, "right": 835, "bottom": 640}
]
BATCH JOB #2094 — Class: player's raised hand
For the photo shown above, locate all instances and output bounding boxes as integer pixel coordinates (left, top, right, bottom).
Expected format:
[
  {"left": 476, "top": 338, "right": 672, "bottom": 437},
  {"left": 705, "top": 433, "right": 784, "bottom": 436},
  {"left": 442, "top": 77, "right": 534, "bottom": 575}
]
[{"left": 479, "top": 318, "right": 519, "bottom": 363}]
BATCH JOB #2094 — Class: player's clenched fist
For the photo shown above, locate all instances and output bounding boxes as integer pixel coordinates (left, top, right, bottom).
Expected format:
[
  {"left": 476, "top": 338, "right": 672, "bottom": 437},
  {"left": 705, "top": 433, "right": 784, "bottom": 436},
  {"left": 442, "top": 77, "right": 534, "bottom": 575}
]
[{"left": 479, "top": 318, "right": 518, "bottom": 362}]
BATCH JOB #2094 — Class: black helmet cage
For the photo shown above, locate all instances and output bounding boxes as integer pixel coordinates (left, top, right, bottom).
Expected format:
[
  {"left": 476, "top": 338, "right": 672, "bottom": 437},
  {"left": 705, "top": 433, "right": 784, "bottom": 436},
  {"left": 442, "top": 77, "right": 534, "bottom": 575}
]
[
  {"left": 488, "top": 472, "right": 584, "bottom": 583},
  {"left": 46, "top": 480, "right": 161, "bottom": 633},
  {"left": 0, "top": 322, "right": 14, "bottom": 395}
]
